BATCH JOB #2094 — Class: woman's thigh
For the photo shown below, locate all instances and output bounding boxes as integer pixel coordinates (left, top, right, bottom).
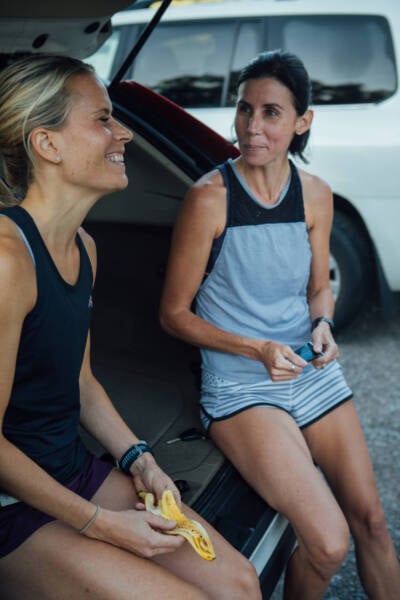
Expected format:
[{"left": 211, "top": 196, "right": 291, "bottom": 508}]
[
  {"left": 0, "top": 519, "right": 207, "bottom": 600},
  {"left": 0, "top": 467, "right": 256, "bottom": 600},
  {"left": 210, "top": 406, "right": 349, "bottom": 548},
  {"left": 302, "top": 400, "right": 385, "bottom": 525},
  {"left": 94, "top": 468, "right": 259, "bottom": 600},
  {"left": 153, "top": 502, "right": 259, "bottom": 600}
]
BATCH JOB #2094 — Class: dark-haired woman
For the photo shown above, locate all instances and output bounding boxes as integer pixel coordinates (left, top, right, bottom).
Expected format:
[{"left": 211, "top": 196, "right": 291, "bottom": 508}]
[{"left": 160, "top": 50, "right": 400, "bottom": 599}]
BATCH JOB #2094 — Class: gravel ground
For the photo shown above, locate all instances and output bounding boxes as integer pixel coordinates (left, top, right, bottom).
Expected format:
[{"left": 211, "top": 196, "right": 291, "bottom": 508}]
[{"left": 271, "top": 296, "right": 400, "bottom": 599}]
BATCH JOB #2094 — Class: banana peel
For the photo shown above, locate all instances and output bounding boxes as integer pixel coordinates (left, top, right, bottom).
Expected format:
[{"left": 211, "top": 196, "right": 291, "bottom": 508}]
[{"left": 139, "top": 490, "right": 216, "bottom": 561}]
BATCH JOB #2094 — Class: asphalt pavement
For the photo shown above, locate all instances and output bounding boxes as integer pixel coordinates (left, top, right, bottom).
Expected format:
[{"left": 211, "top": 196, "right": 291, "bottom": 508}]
[{"left": 271, "top": 295, "right": 400, "bottom": 599}]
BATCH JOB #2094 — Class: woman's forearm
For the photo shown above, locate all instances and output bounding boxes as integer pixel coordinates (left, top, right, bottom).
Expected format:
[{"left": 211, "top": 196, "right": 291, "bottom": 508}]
[
  {"left": 308, "top": 286, "right": 335, "bottom": 322},
  {"left": 160, "top": 306, "right": 265, "bottom": 362},
  {"left": 0, "top": 436, "right": 96, "bottom": 530},
  {"left": 79, "top": 374, "right": 141, "bottom": 461}
]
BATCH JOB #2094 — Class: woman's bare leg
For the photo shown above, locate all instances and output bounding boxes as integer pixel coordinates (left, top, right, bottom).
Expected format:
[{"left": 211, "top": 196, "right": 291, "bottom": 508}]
[
  {"left": 93, "top": 471, "right": 261, "bottom": 600},
  {"left": 0, "top": 466, "right": 260, "bottom": 600},
  {"left": 303, "top": 401, "right": 400, "bottom": 600},
  {"left": 94, "top": 467, "right": 261, "bottom": 600},
  {"left": 154, "top": 503, "right": 261, "bottom": 600},
  {"left": 211, "top": 407, "right": 350, "bottom": 600},
  {"left": 0, "top": 521, "right": 208, "bottom": 600}
]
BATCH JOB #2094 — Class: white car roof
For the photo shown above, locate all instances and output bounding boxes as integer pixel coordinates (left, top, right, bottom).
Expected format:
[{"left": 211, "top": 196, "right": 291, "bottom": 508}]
[{"left": 115, "top": 0, "right": 400, "bottom": 25}]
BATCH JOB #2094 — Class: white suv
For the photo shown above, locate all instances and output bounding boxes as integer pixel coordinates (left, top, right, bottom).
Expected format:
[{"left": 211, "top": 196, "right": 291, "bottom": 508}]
[{"left": 90, "top": 0, "right": 400, "bottom": 329}]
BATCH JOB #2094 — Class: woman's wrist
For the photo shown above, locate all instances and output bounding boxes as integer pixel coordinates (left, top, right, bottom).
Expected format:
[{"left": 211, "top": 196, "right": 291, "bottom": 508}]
[
  {"left": 79, "top": 503, "right": 101, "bottom": 534},
  {"left": 311, "top": 316, "right": 335, "bottom": 334},
  {"left": 79, "top": 505, "right": 113, "bottom": 542},
  {"left": 243, "top": 337, "right": 271, "bottom": 361},
  {"left": 129, "top": 450, "right": 156, "bottom": 476},
  {"left": 116, "top": 440, "right": 154, "bottom": 474}
]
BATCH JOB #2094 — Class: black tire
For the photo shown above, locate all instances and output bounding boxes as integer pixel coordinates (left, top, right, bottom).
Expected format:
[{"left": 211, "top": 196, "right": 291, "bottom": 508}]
[{"left": 329, "top": 211, "right": 372, "bottom": 330}]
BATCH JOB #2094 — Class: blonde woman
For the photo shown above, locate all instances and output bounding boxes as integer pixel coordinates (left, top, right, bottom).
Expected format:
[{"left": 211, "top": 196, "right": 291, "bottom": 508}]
[{"left": 0, "top": 54, "right": 260, "bottom": 600}]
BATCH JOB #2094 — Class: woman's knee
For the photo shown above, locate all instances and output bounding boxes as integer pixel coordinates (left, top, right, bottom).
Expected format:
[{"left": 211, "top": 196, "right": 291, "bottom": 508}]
[
  {"left": 349, "top": 496, "right": 389, "bottom": 543},
  {"left": 224, "top": 556, "right": 261, "bottom": 600},
  {"left": 306, "top": 522, "right": 350, "bottom": 580}
]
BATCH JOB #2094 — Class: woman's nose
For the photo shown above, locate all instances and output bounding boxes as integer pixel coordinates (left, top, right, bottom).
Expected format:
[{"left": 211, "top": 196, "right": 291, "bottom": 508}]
[
  {"left": 247, "top": 114, "right": 262, "bottom": 134},
  {"left": 114, "top": 119, "right": 133, "bottom": 143}
]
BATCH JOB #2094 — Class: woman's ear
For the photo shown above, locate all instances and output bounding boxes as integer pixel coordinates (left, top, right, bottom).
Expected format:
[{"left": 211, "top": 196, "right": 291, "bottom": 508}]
[
  {"left": 30, "top": 128, "right": 61, "bottom": 164},
  {"left": 296, "top": 109, "right": 314, "bottom": 135}
]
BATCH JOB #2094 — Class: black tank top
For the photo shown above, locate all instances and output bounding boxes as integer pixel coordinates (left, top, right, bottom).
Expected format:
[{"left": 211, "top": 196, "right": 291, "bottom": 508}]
[{"left": 1, "top": 206, "right": 91, "bottom": 484}]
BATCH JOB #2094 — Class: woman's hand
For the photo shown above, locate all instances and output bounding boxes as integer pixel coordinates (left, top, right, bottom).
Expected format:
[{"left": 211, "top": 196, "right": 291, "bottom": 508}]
[
  {"left": 130, "top": 453, "right": 182, "bottom": 507},
  {"left": 84, "top": 505, "right": 185, "bottom": 558},
  {"left": 311, "top": 321, "right": 339, "bottom": 368},
  {"left": 83, "top": 455, "right": 185, "bottom": 557},
  {"left": 259, "top": 340, "right": 307, "bottom": 381}
]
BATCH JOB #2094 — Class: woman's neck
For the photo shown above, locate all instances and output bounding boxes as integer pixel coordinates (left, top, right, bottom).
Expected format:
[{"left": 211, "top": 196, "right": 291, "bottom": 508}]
[{"left": 234, "top": 157, "right": 291, "bottom": 206}]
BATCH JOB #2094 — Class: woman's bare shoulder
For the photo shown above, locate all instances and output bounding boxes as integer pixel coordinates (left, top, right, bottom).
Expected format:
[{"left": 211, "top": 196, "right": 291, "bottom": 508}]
[
  {"left": 297, "top": 168, "right": 332, "bottom": 204},
  {"left": 78, "top": 226, "right": 97, "bottom": 276},
  {"left": 186, "top": 167, "right": 226, "bottom": 207},
  {"left": 297, "top": 168, "right": 333, "bottom": 230},
  {"left": 195, "top": 166, "right": 224, "bottom": 187},
  {"left": 78, "top": 226, "right": 95, "bottom": 253},
  {"left": 0, "top": 216, "right": 36, "bottom": 312},
  {"left": 176, "top": 167, "right": 227, "bottom": 237}
]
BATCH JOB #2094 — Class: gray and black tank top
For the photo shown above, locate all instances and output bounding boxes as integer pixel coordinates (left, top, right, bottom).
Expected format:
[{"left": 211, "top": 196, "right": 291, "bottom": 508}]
[{"left": 195, "top": 159, "right": 312, "bottom": 383}]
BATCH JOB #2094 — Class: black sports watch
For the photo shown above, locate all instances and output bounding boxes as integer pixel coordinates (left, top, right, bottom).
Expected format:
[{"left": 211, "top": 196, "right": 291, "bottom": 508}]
[
  {"left": 117, "top": 441, "right": 154, "bottom": 474},
  {"left": 311, "top": 316, "right": 335, "bottom": 333}
]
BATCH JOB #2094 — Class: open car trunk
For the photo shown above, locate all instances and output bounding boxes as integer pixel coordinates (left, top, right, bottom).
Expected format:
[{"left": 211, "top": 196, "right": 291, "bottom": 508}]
[
  {"left": 78, "top": 82, "right": 295, "bottom": 597},
  {"left": 81, "top": 82, "right": 236, "bottom": 506}
]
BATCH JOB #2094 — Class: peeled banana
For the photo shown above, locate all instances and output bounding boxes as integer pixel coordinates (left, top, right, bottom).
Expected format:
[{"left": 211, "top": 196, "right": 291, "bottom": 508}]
[{"left": 139, "top": 490, "right": 216, "bottom": 561}]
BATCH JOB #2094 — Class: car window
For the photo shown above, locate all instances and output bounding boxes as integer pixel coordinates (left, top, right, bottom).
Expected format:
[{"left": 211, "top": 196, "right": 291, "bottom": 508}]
[
  {"left": 267, "top": 15, "right": 397, "bottom": 104},
  {"left": 87, "top": 24, "right": 141, "bottom": 83},
  {"left": 130, "top": 21, "right": 237, "bottom": 107},
  {"left": 88, "top": 29, "right": 122, "bottom": 81},
  {"left": 227, "top": 20, "right": 263, "bottom": 106}
]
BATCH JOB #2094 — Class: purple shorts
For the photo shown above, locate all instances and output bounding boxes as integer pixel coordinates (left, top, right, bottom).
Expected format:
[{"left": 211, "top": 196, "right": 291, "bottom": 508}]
[{"left": 0, "top": 454, "right": 113, "bottom": 559}]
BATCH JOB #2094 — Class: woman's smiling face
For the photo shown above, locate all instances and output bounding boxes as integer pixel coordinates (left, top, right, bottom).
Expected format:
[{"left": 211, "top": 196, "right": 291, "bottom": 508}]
[
  {"left": 234, "top": 77, "right": 305, "bottom": 166},
  {"left": 55, "top": 73, "right": 133, "bottom": 197}
]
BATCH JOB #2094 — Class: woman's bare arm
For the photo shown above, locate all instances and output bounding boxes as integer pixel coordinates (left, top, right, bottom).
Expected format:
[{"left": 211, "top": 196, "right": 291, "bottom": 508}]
[
  {"left": 0, "top": 226, "right": 99, "bottom": 530},
  {"left": 301, "top": 170, "right": 338, "bottom": 363}
]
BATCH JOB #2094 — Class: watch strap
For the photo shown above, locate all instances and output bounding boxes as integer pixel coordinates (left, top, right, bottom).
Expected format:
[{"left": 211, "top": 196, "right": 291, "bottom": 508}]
[
  {"left": 311, "top": 316, "right": 335, "bottom": 333},
  {"left": 117, "top": 441, "right": 154, "bottom": 474}
]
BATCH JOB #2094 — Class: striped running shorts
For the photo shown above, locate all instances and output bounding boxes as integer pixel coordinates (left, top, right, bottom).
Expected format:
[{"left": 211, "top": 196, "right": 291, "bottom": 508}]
[{"left": 200, "top": 360, "right": 353, "bottom": 432}]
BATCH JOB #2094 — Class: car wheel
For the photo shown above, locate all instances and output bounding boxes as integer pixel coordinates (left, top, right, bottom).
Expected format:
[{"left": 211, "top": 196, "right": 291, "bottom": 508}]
[{"left": 329, "top": 211, "right": 371, "bottom": 330}]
